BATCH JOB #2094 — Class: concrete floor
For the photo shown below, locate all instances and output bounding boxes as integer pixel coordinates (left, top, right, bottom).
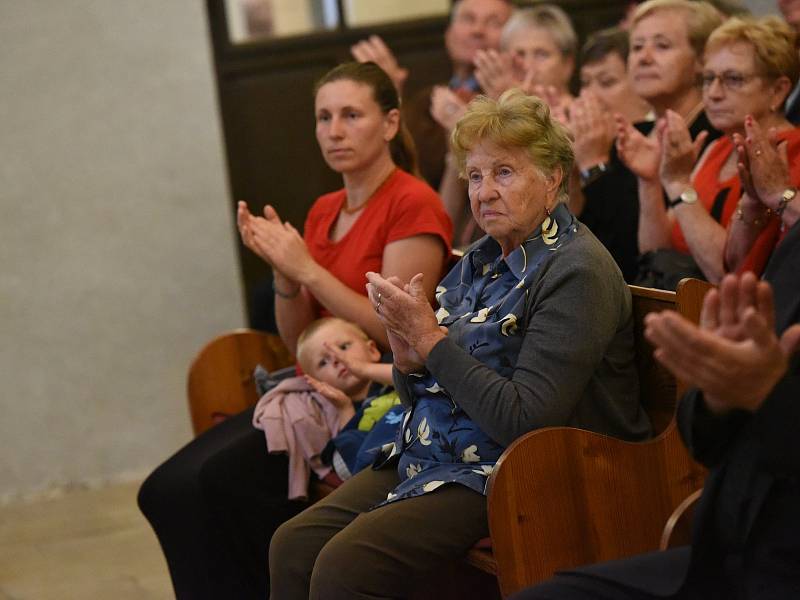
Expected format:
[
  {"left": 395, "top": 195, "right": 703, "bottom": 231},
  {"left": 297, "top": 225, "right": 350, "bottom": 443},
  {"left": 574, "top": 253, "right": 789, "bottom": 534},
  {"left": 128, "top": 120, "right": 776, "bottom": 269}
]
[{"left": 0, "top": 481, "right": 173, "bottom": 599}]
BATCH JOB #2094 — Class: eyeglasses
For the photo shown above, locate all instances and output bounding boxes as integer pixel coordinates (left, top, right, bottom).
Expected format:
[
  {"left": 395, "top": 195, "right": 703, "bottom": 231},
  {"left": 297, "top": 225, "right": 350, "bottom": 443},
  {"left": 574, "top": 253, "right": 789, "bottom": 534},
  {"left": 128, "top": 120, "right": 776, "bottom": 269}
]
[{"left": 701, "top": 71, "right": 760, "bottom": 91}]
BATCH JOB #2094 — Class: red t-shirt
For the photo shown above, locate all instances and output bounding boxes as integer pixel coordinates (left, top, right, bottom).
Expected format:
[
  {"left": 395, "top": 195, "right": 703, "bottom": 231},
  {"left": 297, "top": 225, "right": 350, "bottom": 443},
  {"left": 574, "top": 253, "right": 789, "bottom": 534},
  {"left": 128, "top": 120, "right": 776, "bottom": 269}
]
[
  {"left": 303, "top": 168, "right": 453, "bottom": 316},
  {"left": 671, "top": 128, "right": 800, "bottom": 276}
]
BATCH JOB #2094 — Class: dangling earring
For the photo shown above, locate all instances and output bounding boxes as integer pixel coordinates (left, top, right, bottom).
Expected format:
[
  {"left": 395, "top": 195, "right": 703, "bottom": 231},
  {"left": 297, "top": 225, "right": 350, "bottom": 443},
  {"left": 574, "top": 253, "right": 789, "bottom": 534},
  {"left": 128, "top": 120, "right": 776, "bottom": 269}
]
[{"left": 542, "top": 206, "right": 558, "bottom": 245}]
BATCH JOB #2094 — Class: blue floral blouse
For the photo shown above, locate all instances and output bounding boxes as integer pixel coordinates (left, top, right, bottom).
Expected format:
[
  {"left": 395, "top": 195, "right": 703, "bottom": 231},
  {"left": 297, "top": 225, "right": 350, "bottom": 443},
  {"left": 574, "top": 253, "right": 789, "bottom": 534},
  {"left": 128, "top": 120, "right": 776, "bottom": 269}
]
[{"left": 375, "top": 203, "right": 579, "bottom": 506}]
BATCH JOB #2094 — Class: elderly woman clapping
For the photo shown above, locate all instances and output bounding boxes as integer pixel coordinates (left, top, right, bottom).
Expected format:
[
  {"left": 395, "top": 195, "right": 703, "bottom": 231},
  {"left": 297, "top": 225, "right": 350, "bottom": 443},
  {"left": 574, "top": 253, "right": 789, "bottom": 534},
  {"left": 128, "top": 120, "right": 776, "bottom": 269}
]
[
  {"left": 267, "top": 90, "right": 651, "bottom": 599},
  {"left": 620, "top": 16, "right": 800, "bottom": 287}
]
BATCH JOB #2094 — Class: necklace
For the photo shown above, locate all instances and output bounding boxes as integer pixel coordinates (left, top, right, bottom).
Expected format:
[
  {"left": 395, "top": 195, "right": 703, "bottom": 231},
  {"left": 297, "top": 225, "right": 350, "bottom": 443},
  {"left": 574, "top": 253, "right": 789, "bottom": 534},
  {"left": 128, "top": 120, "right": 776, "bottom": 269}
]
[
  {"left": 339, "top": 167, "right": 396, "bottom": 216},
  {"left": 340, "top": 202, "right": 367, "bottom": 216}
]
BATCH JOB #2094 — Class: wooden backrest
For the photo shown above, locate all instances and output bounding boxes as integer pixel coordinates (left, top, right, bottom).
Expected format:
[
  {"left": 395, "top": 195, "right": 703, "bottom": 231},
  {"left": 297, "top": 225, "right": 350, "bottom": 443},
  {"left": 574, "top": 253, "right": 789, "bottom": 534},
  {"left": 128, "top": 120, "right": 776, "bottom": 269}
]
[
  {"left": 187, "top": 329, "right": 294, "bottom": 436},
  {"left": 486, "top": 279, "right": 712, "bottom": 597},
  {"left": 629, "top": 285, "right": 678, "bottom": 434},
  {"left": 630, "top": 279, "right": 712, "bottom": 434}
]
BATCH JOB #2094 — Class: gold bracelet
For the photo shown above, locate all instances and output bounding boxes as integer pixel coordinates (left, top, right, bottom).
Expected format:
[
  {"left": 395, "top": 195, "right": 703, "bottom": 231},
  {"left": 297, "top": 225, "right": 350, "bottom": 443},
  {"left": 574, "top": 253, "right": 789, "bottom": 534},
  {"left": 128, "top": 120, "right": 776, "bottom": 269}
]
[{"left": 735, "top": 202, "right": 772, "bottom": 227}]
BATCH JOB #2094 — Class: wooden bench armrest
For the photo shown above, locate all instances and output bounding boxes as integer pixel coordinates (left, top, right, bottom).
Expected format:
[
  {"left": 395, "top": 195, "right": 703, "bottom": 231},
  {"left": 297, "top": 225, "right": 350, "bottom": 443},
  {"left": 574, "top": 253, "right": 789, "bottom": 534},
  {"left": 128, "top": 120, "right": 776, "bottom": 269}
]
[
  {"left": 485, "top": 424, "right": 706, "bottom": 597},
  {"left": 659, "top": 487, "right": 703, "bottom": 550}
]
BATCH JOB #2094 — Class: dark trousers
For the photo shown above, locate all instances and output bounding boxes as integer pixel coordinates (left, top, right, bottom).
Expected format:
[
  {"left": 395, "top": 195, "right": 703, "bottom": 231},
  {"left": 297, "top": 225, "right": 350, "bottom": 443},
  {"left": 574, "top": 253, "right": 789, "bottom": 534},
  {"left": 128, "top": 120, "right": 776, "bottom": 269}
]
[
  {"left": 269, "top": 466, "right": 489, "bottom": 600},
  {"left": 138, "top": 407, "right": 307, "bottom": 599},
  {"left": 510, "top": 549, "right": 727, "bottom": 600},
  {"left": 510, "top": 574, "right": 685, "bottom": 600}
]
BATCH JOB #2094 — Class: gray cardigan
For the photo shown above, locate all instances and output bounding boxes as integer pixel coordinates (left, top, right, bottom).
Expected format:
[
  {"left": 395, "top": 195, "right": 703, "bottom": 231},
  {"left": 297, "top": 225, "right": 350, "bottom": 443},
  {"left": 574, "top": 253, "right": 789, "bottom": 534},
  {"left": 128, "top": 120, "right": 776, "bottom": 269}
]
[{"left": 394, "top": 225, "right": 652, "bottom": 448}]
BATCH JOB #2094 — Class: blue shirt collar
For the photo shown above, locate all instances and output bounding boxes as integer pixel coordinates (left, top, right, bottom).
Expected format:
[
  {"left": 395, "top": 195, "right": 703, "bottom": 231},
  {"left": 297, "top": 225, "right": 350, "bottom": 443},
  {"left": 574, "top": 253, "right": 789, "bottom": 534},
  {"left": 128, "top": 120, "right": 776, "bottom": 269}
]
[
  {"left": 448, "top": 74, "right": 480, "bottom": 93},
  {"left": 466, "top": 203, "right": 576, "bottom": 281}
]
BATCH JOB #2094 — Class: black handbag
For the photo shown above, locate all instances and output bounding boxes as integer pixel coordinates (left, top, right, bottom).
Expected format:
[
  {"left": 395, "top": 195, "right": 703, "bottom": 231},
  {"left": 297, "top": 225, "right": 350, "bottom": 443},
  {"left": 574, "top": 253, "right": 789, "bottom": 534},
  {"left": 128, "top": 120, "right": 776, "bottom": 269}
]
[{"left": 634, "top": 249, "right": 707, "bottom": 291}]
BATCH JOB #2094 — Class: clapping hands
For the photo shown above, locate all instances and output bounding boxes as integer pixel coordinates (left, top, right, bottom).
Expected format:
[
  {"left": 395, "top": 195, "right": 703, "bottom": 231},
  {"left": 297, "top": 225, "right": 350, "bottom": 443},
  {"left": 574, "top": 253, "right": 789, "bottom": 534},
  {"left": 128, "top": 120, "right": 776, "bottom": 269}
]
[
  {"left": 430, "top": 86, "right": 468, "bottom": 132},
  {"left": 615, "top": 114, "right": 662, "bottom": 181},
  {"left": 474, "top": 49, "right": 519, "bottom": 99},
  {"left": 733, "top": 115, "right": 791, "bottom": 212},
  {"left": 658, "top": 110, "right": 708, "bottom": 199},
  {"left": 568, "top": 92, "right": 614, "bottom": 170},
  {"left": 365, "top": 272, "right": 445, "bottom": 374},
  {"left": 350, "top": 35, "right": 408, "bottom": 93},
  {"left": 644, "top": 272, "right": 800, "bottom": 413},
  {"left": 237, "top": 202, "right": 316, "bottom": 284}
]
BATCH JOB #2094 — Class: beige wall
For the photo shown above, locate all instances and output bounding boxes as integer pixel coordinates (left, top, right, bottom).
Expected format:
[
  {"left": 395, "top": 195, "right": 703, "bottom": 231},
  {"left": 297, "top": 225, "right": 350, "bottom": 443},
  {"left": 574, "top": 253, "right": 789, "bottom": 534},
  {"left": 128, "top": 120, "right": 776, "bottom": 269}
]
[{"left": 0, "top": 2, "right": 244, "bottom": 499}]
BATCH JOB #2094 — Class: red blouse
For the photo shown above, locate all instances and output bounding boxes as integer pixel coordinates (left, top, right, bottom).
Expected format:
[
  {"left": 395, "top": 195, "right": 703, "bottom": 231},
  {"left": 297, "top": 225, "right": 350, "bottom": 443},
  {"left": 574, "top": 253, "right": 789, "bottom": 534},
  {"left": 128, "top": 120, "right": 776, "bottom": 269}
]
[
  {"left": 670, "top": 128, "right": 800, "bottom": 276},
  {"left": 303, "top": 168, "right": 452, "bottom": 316}
]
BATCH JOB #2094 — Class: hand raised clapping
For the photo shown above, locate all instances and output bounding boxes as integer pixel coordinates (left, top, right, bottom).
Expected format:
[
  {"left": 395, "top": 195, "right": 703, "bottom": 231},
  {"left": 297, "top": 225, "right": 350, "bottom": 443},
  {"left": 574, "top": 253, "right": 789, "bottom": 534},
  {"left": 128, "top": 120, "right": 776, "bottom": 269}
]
[
  {"left": 644, "top": 272, "right": 800, "bottom": 414},
  {"left": 733, "top": 115, "right": 791, "bottom": 212},
  {"left": 569, "top": 92, "right": 614, "bottom": 170},
  {"left": 350, "top": 35, "right": 408, "bottom": 93},
  {"left": 237, "top": 201, "right": 317, "bottom": 284},
  {"left": 365, "top": 272, "right": 446, "bottom": 374},
  {"left": 615, "top": 114, "right": 661, "bottom": 181},
  {"left": 658, "top": 109, "right": 708, "bottom": 199},
  {"left": 474, "top": 49, "right": 518, "bottom": 100},
  {"left": 430, "top": 86, "right": 468, "bottom": 132}
]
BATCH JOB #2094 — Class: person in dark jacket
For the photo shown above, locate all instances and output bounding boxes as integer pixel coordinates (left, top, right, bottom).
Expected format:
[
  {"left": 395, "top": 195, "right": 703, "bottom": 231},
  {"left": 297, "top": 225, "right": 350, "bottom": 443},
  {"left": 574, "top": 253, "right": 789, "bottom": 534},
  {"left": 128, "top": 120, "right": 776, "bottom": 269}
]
[{"left": 511, "top": 219, "right": 800, "bottom": 599}]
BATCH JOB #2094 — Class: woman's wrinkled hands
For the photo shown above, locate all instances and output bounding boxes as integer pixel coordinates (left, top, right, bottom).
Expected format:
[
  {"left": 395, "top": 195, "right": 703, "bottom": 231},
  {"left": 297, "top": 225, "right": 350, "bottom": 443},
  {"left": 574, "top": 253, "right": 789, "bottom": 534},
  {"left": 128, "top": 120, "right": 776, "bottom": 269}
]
[
  {"left": 430, "top": 86, "right": 468, "bottom": 132},
  {"left": 615, "top": 114, "right": 661, "bottom": 181},
  {"left": 658, "top": 109, "right": 707, "bottom": 199},
  {"left": 644, "top": 272, "right": 800, "bottom": 414},
  {"left": 733, "top": 115, "right": 791, "bottom": 211},
  {"left": 236, "top": 202, "right": 317, "bottom": 284},
  {"left": 569, "top": 92, "right": 614, "bottom": 170},
  {"left": 365, "top": 272, "right": 446, "bottom": 374}
]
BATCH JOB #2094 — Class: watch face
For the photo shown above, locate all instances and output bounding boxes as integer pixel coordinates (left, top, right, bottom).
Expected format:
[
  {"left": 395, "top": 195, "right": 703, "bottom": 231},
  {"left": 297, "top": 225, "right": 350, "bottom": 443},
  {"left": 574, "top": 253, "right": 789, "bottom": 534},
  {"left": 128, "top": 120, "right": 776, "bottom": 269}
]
[{"left": 681, "top": 188, "right": 698, "bottom": 204}]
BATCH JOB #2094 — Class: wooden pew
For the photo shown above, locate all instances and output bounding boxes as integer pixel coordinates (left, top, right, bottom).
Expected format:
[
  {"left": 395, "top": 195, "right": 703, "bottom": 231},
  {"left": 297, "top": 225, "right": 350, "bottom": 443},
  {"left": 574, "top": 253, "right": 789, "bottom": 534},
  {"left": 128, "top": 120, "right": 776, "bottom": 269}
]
[
  {"left": 481, "top": 279, "right": 711, "bottom": 597},
  {"left": 185, "top": 279, "right": 711, "bottom": 598}
]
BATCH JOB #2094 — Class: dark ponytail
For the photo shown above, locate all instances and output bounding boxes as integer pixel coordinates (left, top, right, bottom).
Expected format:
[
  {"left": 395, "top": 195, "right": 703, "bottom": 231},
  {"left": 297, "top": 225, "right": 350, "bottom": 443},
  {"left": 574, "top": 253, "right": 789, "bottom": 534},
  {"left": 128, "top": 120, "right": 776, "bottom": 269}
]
[{"left": 314, "top": 62, "right": 420, "bottom": 177}]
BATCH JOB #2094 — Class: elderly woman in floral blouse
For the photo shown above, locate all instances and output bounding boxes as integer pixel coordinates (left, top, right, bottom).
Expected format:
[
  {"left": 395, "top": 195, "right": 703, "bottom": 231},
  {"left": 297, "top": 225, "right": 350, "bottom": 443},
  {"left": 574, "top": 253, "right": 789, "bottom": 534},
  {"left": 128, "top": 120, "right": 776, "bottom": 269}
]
[{"left": 268, "top": 89, "right": 651, "bottom": 600}]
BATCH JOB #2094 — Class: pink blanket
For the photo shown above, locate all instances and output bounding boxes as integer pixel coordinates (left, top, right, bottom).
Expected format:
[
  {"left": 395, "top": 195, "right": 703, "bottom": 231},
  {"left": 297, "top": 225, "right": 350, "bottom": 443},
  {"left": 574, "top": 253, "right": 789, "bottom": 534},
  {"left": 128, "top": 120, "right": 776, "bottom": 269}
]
[{"left": 252, "top": 376, "right": 341, "bottom": 500}]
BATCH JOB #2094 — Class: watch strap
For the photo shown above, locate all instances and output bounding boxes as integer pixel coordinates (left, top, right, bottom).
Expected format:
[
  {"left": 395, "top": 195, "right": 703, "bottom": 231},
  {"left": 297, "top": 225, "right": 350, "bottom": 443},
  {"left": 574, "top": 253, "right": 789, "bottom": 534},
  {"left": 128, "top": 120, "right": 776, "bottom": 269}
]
[{"left": 579, "top": 162, "right": 609, "bottom": 186}]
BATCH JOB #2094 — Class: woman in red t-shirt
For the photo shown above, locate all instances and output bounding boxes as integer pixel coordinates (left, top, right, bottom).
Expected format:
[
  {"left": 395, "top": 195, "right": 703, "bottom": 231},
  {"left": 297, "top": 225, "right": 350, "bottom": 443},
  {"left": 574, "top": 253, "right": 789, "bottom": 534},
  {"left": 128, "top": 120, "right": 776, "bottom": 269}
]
[
  {"left": 237, "top": 62, "right": 452, "bottom": 355},
  {"left": 139, "top": 63, "right": 451, "bottom": 600},
  {"left": 621, "top": 16, "right": 800, "bottom": 286}
]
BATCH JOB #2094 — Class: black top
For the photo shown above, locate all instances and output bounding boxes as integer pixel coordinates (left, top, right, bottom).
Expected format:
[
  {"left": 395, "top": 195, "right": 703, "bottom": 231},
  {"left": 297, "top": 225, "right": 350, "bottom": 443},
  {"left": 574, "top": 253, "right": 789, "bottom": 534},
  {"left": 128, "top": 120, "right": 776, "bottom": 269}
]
[{"left": 676, "top": 219, "right": 800, "bottom": 596}]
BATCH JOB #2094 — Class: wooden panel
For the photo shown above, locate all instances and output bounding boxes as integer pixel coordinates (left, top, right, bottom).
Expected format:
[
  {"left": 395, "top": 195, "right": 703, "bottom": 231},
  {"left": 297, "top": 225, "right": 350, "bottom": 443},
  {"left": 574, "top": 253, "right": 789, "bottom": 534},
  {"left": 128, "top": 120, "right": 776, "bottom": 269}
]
[
  {"left": 484, "top": 281, "right": 710, "bottom": 597},
  {"left": 629, "top": 285, "right": 678, "bottom": 434},
  {"left": 487, "top": 425, "right": 706, "bottom": 597}
]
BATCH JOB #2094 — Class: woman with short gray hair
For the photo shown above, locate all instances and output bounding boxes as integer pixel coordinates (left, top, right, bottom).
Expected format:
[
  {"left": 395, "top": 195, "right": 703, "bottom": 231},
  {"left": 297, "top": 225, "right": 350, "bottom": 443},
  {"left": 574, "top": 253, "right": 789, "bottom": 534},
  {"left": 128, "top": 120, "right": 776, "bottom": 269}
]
[{"left": 268, "top": 89, "right": 650, "bottom": 599}]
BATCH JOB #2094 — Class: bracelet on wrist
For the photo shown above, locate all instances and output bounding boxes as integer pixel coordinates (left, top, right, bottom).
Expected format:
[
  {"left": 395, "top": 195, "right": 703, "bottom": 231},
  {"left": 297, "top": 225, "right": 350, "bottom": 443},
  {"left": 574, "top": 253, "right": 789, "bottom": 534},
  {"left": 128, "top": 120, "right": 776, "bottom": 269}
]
[
  {"left": 735, "top": 201, "right": 772, "bottom": 228},
  {"left": 775, "top": 187, "right": 797, "bottom": 218},
  {"left": 272, "top": 280, "right": 301, "bottom": 299}
]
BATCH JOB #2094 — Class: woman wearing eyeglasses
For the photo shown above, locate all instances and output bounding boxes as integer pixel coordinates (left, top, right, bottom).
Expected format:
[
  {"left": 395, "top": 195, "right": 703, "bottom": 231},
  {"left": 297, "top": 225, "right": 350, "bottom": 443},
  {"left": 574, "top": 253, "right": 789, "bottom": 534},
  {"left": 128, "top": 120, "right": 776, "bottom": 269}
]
[
  {"left": 618, "top": 15, "right": 800, "bottom": 286},
  {"left": 574, "top": 0, "right": 723, "bottom": 285}
]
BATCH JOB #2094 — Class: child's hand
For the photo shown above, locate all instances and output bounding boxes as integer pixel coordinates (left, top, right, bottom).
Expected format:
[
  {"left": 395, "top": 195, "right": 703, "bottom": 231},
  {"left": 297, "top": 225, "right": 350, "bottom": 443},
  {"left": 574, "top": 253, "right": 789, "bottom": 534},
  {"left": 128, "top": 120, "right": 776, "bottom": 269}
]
[
  {"left": 305, "top": 375, "right": 352, "bottom": 410},
  {"left": 323, "top": 342, "right": 373, "bottom": 381}
]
